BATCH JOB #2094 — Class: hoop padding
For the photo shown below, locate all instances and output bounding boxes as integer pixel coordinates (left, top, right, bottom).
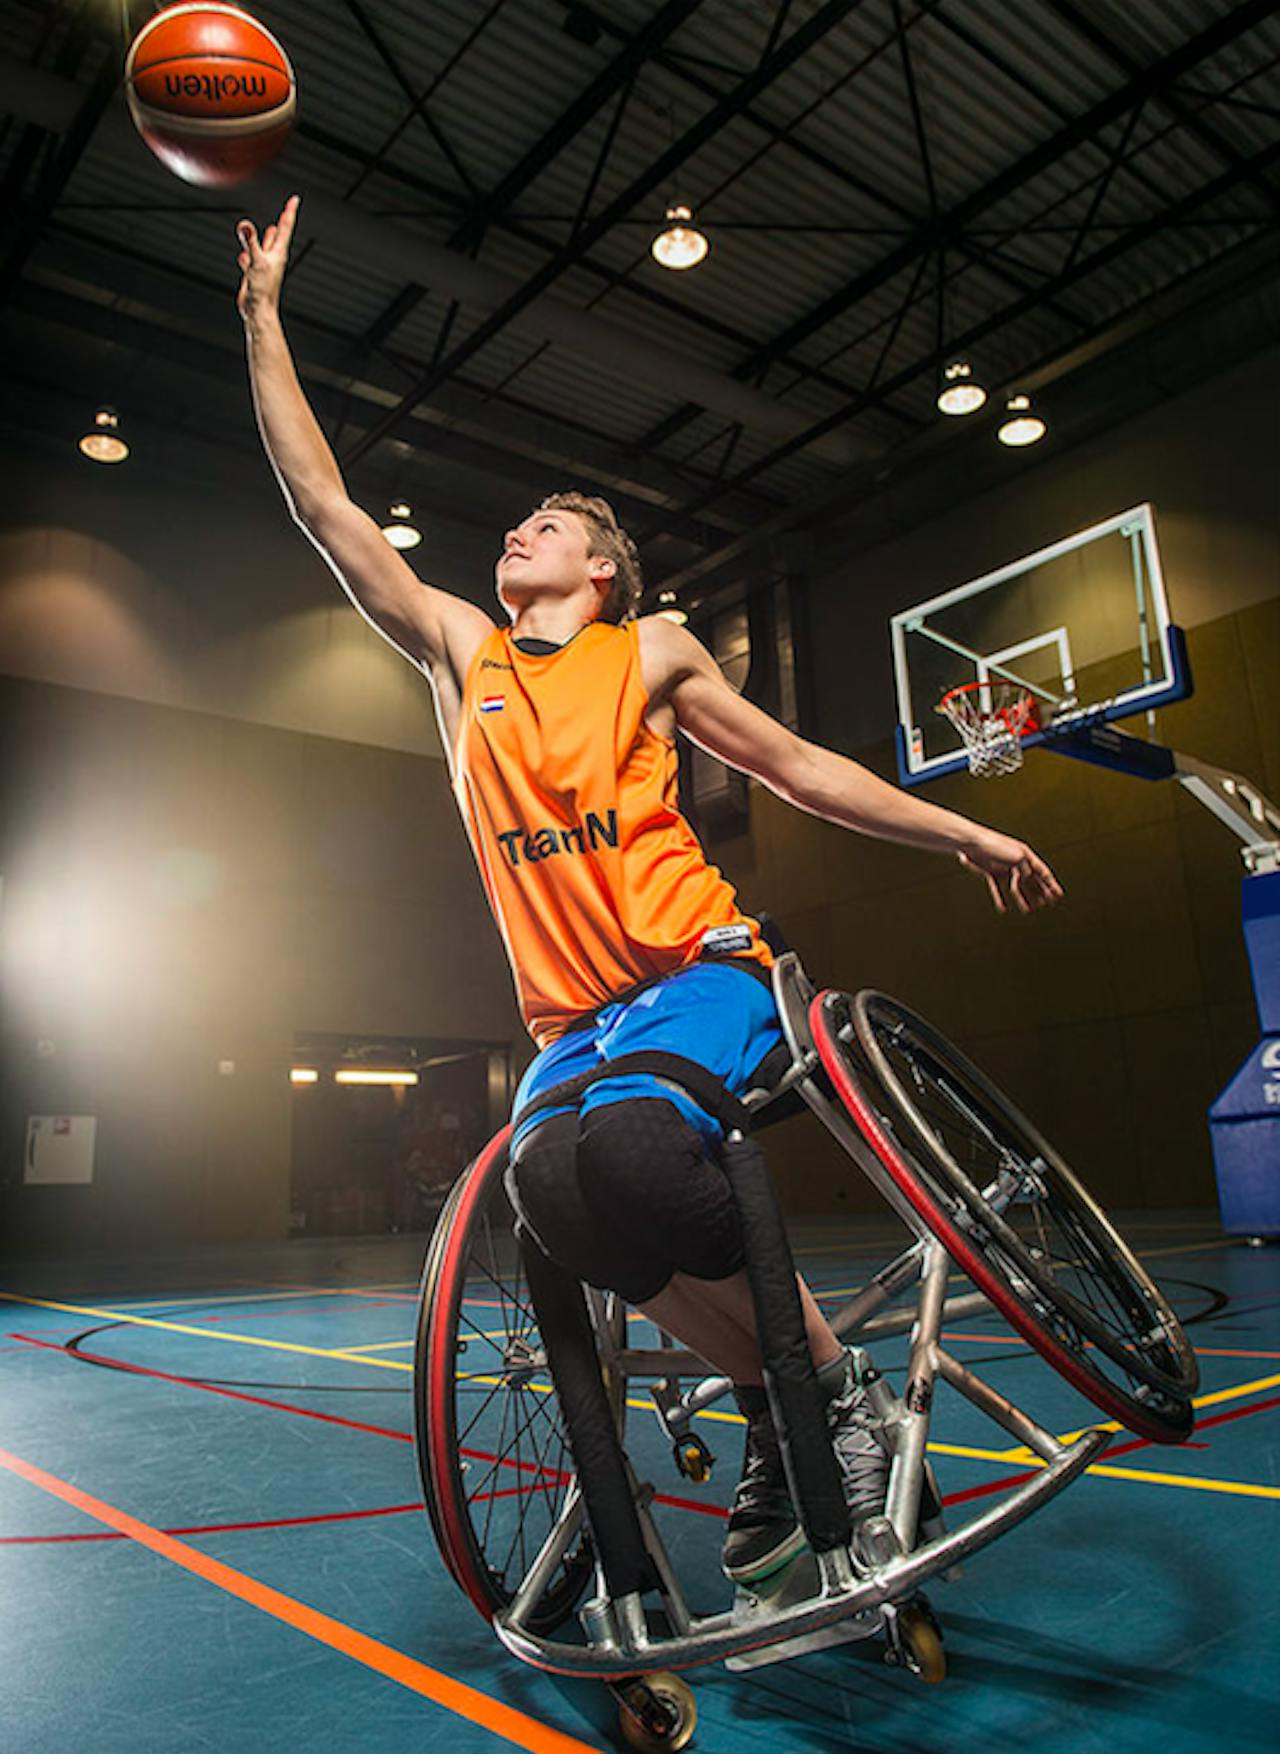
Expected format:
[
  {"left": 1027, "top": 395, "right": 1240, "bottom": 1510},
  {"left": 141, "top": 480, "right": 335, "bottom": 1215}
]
[
  {"left": 937, "top": 680, "right": 1038, "bottom": 777},
  {"left": 808, "top": 991, "right": 1193, "bottom": 1443}
]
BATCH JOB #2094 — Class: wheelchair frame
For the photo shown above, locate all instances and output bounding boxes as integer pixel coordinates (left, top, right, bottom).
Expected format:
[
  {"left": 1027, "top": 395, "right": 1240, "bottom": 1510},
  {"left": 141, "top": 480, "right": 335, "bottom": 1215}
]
[{"left": 416, "top": 952, "right": 1192, "bottom": 1720}]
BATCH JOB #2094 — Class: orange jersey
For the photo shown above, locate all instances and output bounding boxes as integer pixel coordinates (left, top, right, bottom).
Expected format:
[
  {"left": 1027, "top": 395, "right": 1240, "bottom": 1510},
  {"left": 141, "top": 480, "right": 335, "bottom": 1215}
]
[{"left": 453, "top": 621, "right": 771, "bottom": 1047}]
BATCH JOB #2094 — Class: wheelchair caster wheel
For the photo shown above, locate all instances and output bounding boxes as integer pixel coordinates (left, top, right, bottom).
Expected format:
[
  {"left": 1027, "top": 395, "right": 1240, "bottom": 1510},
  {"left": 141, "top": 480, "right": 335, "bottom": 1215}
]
[
  {"left": 887, "top": 1599, "right": 945, "bottom": 1685},
  {"left": 673, "top": 1435, "right": 714, "bottom": 1483},
  {"left": 613, "top": 1671, "right": 697, "bottom": 1752}
]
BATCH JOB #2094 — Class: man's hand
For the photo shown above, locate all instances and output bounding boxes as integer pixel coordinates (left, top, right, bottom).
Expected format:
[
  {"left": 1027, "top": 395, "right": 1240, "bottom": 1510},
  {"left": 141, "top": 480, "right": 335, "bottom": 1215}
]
[
  {"left": 236, "top": 194, "right": 299, "bottom": 325},
  {"left": 959, "top": 828, "right": 1063, "bottom": 914}
]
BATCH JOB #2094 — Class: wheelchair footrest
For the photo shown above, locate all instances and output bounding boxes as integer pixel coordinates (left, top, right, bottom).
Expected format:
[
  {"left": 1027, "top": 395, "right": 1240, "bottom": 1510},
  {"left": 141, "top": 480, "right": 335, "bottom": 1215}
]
[{"left": 724, "top": 1552, "right": 881, "bottom": 1670}]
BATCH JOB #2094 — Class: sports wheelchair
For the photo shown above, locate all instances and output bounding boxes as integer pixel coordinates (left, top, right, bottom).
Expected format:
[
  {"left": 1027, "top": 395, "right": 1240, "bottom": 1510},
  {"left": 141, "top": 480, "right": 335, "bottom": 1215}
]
[{"left": 413, "top": 955, "right": 1197, "bottom": 1751}]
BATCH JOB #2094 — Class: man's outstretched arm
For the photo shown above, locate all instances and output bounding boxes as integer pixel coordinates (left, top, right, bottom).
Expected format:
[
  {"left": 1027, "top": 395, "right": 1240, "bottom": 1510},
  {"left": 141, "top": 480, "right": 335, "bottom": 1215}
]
[
  {"left": 645, "top": 616, "right": 1062, "bottom": 915},
  {"left": 236, "top": 196, "right": 492, "bottom": 678}
]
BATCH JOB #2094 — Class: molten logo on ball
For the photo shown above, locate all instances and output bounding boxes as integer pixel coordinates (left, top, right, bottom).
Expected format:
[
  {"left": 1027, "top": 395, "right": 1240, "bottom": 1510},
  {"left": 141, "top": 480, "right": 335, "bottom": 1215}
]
[
  {"left": 163, "top": 72, "right": 271, "bottom": 102},
  {"left": 125, "top": 2, "right": 296, "bottom": 188}
]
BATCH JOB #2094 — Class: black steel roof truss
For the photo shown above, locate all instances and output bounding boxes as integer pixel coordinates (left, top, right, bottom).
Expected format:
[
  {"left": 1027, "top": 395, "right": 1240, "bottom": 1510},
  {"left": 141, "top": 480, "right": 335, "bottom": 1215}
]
[
  {"left": 754, "top": 48, "right": 1280, "bottom": 411},
  {"left": 278, "top": 110, "right": 880, "bottom": 412},
  {"left": 0, "top": 35, "right": 117, "bottom": 306},
  {"left": 891, "top": 0, "right": 938, "bottom": 218},
  {"left": 647, "top": 133, "right": 1280, "bottom": 546},
  {"left": 343, "top": 0, "right": 704, "bottom": 373},
  {"left": 340, "top": 0, "right": 479, "bottom": 197},
  {"left": 1043, "top": 0, "right": 1280, "bottom": 218},
  {"left": 1060, "top": 97, "right": 1147, "bottom": 279},
  {"left": 697, "top": 0, "right": 1278, "bottom": 390},
  {"left": 665, "top": 57, "right": 1267, "bottom": 479},
  {"left": 569, "top": 75, "right": 636, "bottom": 239},
  {"left": 340, "top": 0, "right": 870, "bottom": 469}
]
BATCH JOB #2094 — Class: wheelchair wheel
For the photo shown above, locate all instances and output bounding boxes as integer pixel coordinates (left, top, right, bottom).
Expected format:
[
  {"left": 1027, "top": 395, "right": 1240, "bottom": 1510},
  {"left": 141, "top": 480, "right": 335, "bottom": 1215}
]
[
  {"left": 415, "top": 1127, "right": 594, "bottom": 1629},
  {"left": 811, "top": 990, "right": 1197, "bottom": 1444}
]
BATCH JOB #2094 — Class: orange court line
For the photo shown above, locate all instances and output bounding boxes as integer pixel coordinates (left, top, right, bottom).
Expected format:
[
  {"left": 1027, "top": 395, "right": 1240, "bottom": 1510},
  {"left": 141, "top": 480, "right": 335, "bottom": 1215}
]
[{"left": 0, "top": 1445, "right": 602, "bottom": 1754}]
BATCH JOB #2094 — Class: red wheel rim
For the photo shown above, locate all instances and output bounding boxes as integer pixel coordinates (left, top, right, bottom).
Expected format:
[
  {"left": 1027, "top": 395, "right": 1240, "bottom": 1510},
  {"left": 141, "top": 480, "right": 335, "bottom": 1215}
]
[{"left": 423, "top": 1125, "right": 513, "bottom": 1619}]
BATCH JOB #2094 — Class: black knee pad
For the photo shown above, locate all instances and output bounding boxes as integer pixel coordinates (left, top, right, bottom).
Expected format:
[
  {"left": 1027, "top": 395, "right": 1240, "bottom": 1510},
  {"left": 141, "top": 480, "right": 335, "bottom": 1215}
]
[
  {"left": 578, "top": 1099, "right": 744, "bottom": 1289},
  {"left": 506, "top": 1113, "right": 590, "bottom": 1273}
]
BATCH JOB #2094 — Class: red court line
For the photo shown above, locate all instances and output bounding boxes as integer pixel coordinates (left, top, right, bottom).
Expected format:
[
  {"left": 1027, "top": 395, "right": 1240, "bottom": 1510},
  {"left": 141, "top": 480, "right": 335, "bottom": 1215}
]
[
  {"left": 942, "top": 1393, "right": 1280, "bottom": 1509},
  {"left": 191, "top": 1303, "right": 399, "bottom": 1323},
  {"left": 11, "top": 1335, "right": 413, "bottom": 1443},
  {"left": 0, "top": 1501, "right": 424, "bottom": 1545},
  {"left": 0, "top": 1445, "right": 603, "bottom": 1754},
  {"left": 14, "top": 1335, "right": 725, "bottom": 1523}
]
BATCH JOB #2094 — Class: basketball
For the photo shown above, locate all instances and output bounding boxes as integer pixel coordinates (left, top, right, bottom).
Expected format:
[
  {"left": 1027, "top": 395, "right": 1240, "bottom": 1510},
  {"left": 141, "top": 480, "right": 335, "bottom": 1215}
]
[{"left": 124, "top": 3, "right": 296, "bottom": 188}]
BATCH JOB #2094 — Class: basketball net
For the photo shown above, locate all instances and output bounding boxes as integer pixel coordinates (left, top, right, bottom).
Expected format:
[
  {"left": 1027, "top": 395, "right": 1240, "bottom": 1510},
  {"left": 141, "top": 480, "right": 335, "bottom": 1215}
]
[{"left": 937, "top": 681, "right": 1039, "bottom": 778}]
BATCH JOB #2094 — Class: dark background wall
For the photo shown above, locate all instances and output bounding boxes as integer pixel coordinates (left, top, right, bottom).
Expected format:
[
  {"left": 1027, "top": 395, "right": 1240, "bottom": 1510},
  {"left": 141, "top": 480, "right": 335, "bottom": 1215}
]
[
  {"left": 711, "top": 348, "right": 1278, "bottom": 1216},
  {"left": 0, "top": 448, "right": 520, "bottom": 1257}
]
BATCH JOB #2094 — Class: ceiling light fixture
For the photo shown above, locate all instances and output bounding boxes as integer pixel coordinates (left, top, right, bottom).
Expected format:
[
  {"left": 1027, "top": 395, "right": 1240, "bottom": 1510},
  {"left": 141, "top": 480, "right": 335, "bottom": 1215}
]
[
  {"left": 290, "top": 1068, "right": 319, "bottom": 1085},
  {"left": 334, "top": 1068, "right": 420, "bottom": 1086},
  {"left": 655, "top": 589, "right": 688, "bottom": 625},
  {"left": 997, "top": 393, "right": 1047, "bottom": 447},
  {"left": 652, "top": 204, "right": 709, "bottom": 271},
  {"left": 936, "top": 357, "right": 987, "bottom": 416},
  {"left": 78, "top": 406, "right": 129, "bottom": 463},
  {"left": 380, "top": 501, "right": 422, "bottom": 549}
]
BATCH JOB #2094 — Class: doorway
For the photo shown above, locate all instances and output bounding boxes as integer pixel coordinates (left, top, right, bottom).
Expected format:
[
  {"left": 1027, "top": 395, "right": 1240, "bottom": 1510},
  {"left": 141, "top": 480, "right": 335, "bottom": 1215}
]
[{"left": 288, "top": 1031, "right": 512, "bottom": 1237}]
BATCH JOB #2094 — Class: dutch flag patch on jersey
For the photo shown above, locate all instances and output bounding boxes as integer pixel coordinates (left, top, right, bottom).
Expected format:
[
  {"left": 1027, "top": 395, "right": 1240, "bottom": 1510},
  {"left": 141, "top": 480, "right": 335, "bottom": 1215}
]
[{"left": 479, "top": 695, "right": 505, "bottom": 714}]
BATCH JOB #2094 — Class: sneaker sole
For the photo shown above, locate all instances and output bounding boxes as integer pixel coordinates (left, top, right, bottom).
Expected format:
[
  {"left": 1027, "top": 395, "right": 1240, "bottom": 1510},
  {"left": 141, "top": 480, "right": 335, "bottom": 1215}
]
[{"left": 721, "top": 1523, "right": 808, "bottom": 1584}]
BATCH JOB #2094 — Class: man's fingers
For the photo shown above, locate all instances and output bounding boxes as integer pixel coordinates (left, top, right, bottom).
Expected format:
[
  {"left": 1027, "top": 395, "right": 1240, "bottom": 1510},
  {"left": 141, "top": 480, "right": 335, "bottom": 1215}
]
[
  {"left": 279, "top": 194, "right": 299, "bottom": 240},
  {"left": 986, "top": 869, "right": 1007, "bottom": 914}
]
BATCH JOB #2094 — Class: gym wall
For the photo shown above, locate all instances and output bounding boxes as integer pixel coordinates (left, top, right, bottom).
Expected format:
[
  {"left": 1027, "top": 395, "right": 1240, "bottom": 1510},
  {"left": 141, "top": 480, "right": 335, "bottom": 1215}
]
[
  {"left": 724, "top": 346, "right": 1279, "bottom": 1217},
  {"left": 0, "top": 447, "right": 521, "bottom": 1257}
]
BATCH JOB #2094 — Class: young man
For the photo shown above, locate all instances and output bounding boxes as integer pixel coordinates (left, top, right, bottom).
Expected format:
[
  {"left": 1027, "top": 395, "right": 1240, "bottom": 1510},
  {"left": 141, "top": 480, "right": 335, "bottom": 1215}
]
[{"left": 237, "top": 197, "right": 1063, "bottom": 1584}]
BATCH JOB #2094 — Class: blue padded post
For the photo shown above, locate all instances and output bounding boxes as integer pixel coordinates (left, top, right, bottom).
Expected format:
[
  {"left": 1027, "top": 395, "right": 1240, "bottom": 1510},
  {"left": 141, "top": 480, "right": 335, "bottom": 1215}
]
[{"left": 1209, "top": 869, "right": 1280, "bottom": 1238}]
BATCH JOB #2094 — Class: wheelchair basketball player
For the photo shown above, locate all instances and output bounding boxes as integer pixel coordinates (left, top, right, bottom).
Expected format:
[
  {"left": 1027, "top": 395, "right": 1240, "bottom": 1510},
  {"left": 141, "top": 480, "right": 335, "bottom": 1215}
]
[{"left": 236, "top": 195, "right": 1063, "bottom": 1585}]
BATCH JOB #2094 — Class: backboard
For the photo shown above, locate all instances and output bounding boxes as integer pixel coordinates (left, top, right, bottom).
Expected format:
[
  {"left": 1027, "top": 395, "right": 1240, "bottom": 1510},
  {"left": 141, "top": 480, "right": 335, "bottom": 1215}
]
[{"left": 891, "top": 503, "right": 1191, "bottom": 786}]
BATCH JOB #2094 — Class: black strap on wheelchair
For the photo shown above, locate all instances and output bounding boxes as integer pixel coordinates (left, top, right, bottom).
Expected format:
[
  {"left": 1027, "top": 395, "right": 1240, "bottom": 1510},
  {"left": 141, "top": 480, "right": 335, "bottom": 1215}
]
[
  {"left": 719, "top": 1131, "right": 852, "bottom": 1555},
  {"left": 518, "top": 1234, "right": 657, "bottom": 1603},
  {"left": 517, "top": 1047, "right": 853, "bottom": 1559}
]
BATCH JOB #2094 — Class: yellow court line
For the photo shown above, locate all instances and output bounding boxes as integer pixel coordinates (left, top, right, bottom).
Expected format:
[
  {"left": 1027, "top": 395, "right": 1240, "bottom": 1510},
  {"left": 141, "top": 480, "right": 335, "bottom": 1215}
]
[
  {"left": 1085, "top": 1463, "right": 1280, "bottom": 1500},
  {"left": 342, "top": 1340, "right": 418, "bottom": 1353},
  {"left": 82, "top": 1285, "right": 420, "bottom": 1313},
  {"left": 15, "top": 1291, "right": 1271, "bottom": 1497},
  {"left": 1189, "top": 1371, "right": 1280, "bottom": 1409},
  {"left": 0, "top": 1445, "right": 602, "bottom": 1754},
  {"left": 995, "top": 1371, "right": 1280, "bottom": 1460},
  {"left": 0, "top": 1292, "right": 412, "bottom": 1374}
]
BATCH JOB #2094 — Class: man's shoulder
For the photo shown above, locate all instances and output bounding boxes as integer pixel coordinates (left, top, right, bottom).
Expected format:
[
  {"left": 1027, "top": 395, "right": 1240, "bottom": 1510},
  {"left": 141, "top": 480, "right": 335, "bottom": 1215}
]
[{"left": 635, "top": 612, "right": 704, "bottom": 679}]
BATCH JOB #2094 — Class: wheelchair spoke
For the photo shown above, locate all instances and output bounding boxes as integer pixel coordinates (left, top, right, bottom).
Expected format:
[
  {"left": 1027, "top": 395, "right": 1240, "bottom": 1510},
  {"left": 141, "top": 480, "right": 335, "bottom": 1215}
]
[{"left": 416, "top": 1141, "right": 596, "bottom": 1630}]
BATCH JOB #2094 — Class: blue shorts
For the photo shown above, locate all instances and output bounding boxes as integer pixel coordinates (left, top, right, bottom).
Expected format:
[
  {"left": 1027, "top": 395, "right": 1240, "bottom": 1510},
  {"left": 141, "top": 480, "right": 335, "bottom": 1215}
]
[{"left": 511, "top": 962, "right": 783, "bottom": 1154}]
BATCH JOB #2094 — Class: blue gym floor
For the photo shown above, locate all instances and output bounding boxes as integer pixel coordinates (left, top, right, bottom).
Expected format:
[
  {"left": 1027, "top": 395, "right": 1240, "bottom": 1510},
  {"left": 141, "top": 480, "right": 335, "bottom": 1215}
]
[{"left": 2, "top": 1214, "right": 1277, "bottom": 1754}]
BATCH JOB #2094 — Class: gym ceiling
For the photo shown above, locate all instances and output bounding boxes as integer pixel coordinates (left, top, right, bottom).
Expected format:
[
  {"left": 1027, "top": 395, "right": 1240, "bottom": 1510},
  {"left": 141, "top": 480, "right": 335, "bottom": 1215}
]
[{"left": 0, "top": 0, "right": 1276, "bottom": 607}]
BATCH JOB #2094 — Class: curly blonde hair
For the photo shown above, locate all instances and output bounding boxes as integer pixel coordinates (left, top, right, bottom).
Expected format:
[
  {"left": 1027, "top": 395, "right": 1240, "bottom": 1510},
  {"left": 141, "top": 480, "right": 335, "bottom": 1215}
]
[{"left": 539, "top": 491, "right": 643, "bottom": 624}]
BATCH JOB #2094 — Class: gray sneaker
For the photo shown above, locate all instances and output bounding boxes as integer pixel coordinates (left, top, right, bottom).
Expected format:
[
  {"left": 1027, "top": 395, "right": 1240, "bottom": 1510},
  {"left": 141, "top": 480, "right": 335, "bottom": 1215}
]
[
  {"left": 822, "top": 1351, "right": 891, "bottom": 1550},
  {"left": 721, "top": 1386, "right": 806, "bottom": 1583}
]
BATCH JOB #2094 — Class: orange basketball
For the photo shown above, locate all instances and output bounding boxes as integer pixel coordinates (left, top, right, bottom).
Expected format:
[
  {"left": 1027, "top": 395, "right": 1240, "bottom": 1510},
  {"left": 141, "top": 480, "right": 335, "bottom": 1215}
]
[{"left": 125, "top": 3, "right": 296, "bottom": 188}]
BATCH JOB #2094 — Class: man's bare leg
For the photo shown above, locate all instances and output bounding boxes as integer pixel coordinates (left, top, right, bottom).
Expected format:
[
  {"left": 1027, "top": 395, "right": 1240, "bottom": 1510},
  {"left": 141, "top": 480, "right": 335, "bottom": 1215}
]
[
  {"left": 637, "top": 1268, "right": 845, "bottom": 1386},
  {"left": 641, "top": 1267, "right": 883, "bottom": 1582}
]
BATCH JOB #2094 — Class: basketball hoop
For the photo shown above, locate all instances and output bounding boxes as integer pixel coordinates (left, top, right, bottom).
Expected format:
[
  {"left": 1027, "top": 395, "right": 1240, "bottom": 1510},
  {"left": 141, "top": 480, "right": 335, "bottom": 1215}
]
[{"left": 937, "top": 680, "right": 1040, "bottom": 777}]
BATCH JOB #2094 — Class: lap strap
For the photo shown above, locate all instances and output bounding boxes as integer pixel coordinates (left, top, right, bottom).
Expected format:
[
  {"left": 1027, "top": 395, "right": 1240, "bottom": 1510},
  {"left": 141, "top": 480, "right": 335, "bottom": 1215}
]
[{"left": 514, "top": 1050, "right": 752, "bottom": 1137}]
